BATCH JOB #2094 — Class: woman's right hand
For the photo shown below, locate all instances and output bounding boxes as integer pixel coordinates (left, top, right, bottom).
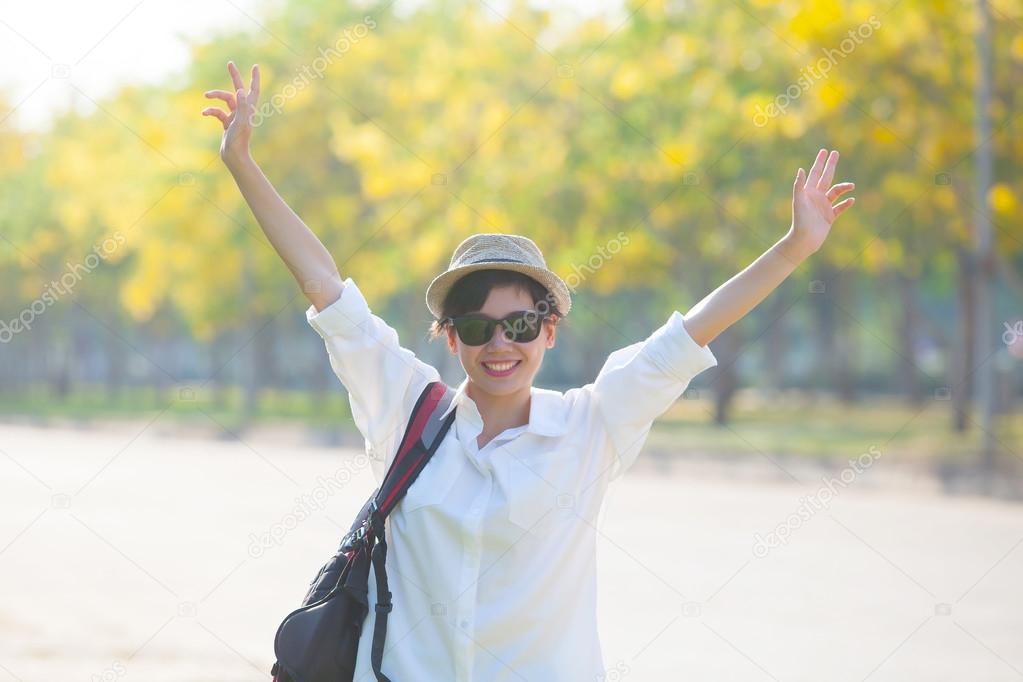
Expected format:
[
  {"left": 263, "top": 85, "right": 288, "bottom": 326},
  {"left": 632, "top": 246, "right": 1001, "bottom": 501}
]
[{"left": 202, "top": 61, "right": 260, "bottom": 164}]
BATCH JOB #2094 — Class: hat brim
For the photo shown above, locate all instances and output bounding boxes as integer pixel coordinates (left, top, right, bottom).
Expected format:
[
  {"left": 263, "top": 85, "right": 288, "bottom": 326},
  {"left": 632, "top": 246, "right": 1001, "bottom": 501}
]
[{"left": 425, "top": 262, "right": 572, "bottom": 320}]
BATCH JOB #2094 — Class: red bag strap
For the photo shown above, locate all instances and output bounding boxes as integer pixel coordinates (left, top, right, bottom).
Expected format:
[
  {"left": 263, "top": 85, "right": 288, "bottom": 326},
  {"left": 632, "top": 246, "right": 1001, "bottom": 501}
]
[{"left": 377, "top": 381, "right": 453, "bottom": 516}]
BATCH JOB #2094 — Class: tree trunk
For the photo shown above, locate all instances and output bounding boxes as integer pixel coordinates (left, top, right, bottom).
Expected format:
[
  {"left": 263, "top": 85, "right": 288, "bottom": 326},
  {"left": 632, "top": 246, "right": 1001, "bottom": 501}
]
[
  {"left": 48, "top": 310, "right": 72, "bottom": 400},
  {"left": 763, "top": 279, "right": 789, "bottom": 394},
  {"left": 713, "top": 323, "right": 740, "bottom": 425},
  {"left": 973, "top": 0, "right": 997, "bottom": 474},
  {"left": 951, "top": 246, "right": 975, "bottom": 432},
  {"left": 211, "top": 331, "right": 229, "bottom": 410},
  {"left": 240, "top": 246, "right": 258, "bottom": 427},
  {"left": 104, "top": 313, "right": 125, "bottom": 405},
  {"left": 833, "top": 269, "right": 857, "bottom": 402},
  {"left": 811, "top": 264, "right": 835, "bottom": 394},
  {"left": 152, "top": 318, "right": 175, "bottom": 408},
  {"left": 894, "top": 270, "right": 925, "bottom": 404},
  {"left": 254, "top": 312, "right": 276, "bottom": 408}
]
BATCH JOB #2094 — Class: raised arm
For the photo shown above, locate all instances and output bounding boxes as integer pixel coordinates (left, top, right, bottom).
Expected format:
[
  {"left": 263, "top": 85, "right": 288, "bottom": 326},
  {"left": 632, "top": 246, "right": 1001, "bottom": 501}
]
[
  {"left": 202, "top": 61, "right": 343, "bottom": 312},
  {"left": 682, "top": 148, "right": 856, "bottom": 347}
]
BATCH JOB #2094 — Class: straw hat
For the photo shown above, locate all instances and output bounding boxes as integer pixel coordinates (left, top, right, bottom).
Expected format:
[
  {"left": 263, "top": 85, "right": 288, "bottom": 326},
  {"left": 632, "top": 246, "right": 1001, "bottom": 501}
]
[{"left": 425, "top": 233, "right": 572, "bottom": 320}]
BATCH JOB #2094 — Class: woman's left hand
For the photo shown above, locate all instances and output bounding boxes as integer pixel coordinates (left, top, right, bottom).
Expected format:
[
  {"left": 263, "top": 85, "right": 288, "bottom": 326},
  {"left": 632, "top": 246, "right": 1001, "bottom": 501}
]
[{"left": 785, "top": 148, "right": 856, "bottom": 259}]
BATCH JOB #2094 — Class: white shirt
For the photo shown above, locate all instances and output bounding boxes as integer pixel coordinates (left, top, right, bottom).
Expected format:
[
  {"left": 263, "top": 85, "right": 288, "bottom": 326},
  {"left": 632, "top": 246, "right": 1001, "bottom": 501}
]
[{"left": 305, "top": 277, "right": 718, "bottom": 682}]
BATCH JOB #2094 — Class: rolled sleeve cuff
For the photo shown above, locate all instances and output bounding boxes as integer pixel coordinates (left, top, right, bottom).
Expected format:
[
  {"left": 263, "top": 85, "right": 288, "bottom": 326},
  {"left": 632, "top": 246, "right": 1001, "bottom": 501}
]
[
  {"left": 647, "top": 311, "right": 718, "bottom": 382},
  {"left": 305, "top": 277, "right": 370, "bottom": 339}
]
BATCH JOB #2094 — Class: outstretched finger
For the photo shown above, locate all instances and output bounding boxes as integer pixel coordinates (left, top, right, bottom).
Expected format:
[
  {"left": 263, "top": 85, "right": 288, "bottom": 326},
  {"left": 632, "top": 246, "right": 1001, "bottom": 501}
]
[
  {"left": 204, "top": 90, "right": 236, "bottom": 111},
  {"left": 833, "top": 197, "right": 855, "bottom": 217},
  {"left": 827, "top": 182, "right": 855, "bottom": 201},
  {"left": 228, "top": 61, "right": 245, "bottom": 93},
  {"left": 202, "top": 107, "right": 230, "bottom": 128},
  {"left": 806, "top": 148, "right": 828, "bottom": 187},
  {"left": 250, "top": 64, "right": 260, "bottom": 102},
  {"left": 818, "top": 150, "right": 839, "bottom": 190}
]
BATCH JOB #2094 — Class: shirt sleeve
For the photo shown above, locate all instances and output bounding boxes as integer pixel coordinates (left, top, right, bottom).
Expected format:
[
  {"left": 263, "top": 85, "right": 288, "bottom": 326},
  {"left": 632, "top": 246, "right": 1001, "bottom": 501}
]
[
  {"left": 305, "top": 277, "right": 441, "bottom": 483},
  {"left": 586, "top": 310, "right": 718, "bottom": 481}
]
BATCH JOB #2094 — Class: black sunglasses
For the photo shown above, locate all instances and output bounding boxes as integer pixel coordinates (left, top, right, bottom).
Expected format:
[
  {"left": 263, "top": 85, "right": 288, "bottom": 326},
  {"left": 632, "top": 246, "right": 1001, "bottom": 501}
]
[{"left": 444, "top": 310, "right": 551, "bottom": 346}]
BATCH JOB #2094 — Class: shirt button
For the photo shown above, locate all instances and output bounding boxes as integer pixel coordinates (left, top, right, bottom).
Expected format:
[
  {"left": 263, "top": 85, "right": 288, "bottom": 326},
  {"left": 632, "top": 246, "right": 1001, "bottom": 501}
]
[{"left": 460, "top": 619, "right": 470, "bottom": 629}]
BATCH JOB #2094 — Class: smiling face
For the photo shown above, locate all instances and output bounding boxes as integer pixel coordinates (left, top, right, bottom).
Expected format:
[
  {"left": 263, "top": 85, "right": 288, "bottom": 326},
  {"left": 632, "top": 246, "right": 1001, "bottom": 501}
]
[{"left": 446, "top": 284, "right": 558, "bottom": 398}]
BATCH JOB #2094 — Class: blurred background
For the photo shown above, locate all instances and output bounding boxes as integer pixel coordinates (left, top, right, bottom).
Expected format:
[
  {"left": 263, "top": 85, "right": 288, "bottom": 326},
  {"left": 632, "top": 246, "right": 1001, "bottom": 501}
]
[{"left": 1, "top": 0, "right": 1021, "bottom": 680}]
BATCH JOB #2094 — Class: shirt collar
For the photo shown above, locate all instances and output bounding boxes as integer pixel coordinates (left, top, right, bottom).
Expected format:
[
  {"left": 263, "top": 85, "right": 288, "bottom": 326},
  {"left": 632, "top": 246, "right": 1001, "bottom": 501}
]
[{"left": 437, "top": 376, "right": 568, "bottom": 437}]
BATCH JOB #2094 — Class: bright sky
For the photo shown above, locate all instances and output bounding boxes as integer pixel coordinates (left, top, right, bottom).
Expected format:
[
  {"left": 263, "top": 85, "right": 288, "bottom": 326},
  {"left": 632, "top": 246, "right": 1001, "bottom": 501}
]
[{"left": 0, "top": 0, "right": 621, "bottom": 132}]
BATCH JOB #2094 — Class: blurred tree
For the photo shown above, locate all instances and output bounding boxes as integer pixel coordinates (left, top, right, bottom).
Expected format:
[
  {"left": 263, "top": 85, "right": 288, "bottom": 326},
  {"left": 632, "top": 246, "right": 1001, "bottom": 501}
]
[{"left": 1, "top": 0, "right": 1019, "bottom": 436}]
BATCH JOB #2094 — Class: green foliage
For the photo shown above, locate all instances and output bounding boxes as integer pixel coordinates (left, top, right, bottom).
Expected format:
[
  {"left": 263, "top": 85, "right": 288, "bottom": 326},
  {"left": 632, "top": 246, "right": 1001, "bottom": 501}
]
[{"left": 1, "top": 0, "right": 1019, "bottom": 346}]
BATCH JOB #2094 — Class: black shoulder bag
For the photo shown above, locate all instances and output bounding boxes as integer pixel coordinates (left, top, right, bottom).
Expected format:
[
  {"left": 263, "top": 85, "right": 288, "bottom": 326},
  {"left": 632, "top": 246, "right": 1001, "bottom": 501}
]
[{"left": 271, "top": 380, "right": 456, "bottom": 682}]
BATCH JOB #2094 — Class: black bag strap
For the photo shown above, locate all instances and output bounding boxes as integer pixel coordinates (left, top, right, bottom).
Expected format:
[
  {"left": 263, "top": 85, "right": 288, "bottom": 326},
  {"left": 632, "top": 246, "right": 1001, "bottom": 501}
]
[
  {"left": 342, "top": 380, "right": 456, "bottom": 681},
  {"left": 369, "top": 524, "right": 392, "bottom": 681}
]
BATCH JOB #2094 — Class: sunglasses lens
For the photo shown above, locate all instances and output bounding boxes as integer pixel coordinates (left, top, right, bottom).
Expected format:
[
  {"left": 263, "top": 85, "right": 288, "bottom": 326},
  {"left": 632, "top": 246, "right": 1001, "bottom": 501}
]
[
  {"left": 454, "top": 318, "right": 494, "bottom": 346},
  {"left": 451, "top": 312, "right": 546, "bottom": 345},
  {"left": 501, "top": 312, "right": 542, "bottom": 342}
]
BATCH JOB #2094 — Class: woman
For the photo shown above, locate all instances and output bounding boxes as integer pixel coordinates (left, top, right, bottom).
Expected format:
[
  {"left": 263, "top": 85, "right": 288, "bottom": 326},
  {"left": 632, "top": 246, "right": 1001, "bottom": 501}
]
[{"left": 203, "top": 62, "right": 855, "bottom": 681}]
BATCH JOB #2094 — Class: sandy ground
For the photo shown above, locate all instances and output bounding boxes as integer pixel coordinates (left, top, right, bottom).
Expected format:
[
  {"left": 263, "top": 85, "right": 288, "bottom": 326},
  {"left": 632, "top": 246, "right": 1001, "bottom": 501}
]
[{"left": 1, "top": 421, "right": 1021, "bottom": 682}]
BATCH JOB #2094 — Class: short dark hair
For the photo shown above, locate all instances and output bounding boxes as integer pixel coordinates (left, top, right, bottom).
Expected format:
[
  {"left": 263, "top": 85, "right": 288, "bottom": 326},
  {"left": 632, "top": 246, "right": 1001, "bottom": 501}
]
[{"left": 428, "top": 269, "right": 564, "bottom": 341}]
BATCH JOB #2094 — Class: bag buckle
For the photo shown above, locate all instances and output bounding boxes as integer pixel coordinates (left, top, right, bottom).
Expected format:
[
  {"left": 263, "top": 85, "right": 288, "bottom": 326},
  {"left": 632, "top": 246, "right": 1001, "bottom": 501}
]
[
  {"left": 344, "top": 499, "right": 383, "bottom": 550},
  {"left": 342, "top": 521, "right": 370, "bottom": 552}
]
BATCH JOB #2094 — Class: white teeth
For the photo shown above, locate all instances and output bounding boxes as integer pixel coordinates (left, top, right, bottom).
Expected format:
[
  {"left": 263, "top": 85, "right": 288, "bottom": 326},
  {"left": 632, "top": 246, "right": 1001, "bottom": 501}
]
[{"left": 483, "top": 361, "right": 518, "bottom": 371}]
